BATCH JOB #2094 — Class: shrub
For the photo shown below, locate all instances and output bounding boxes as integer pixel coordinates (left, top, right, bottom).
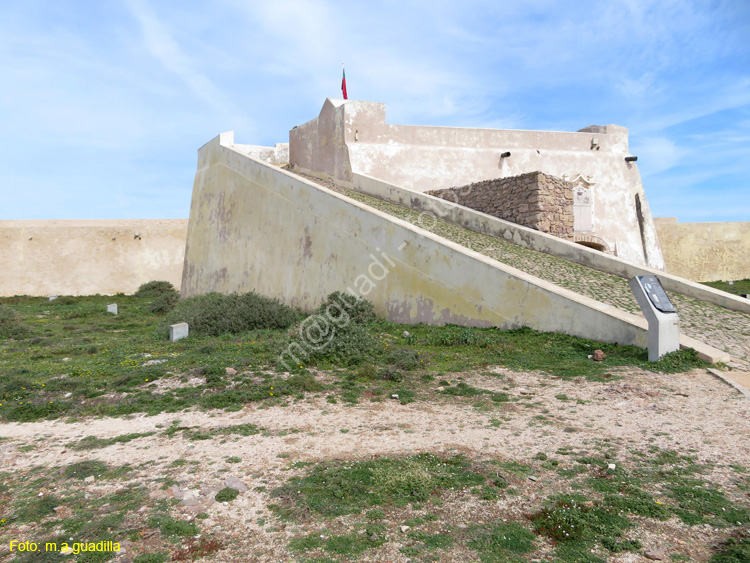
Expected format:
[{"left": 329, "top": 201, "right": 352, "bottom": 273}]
[
  {"left": 148, "top": 514, "right": 199, "bottom": 537},
  {"left": 387, "top": 347, "right": 421, "bottom": 370},
  {"left": 282, "top": 293, "right": 378, "bottom": 366},
  {"left": 135, "top": 280, "right": 178, "bottom": 298},
  {"left": 147, "top": 291, "right": 180, "bottom": 314},
  {"left": 161, "top": 292, "right": 300, "bottom": 337},
  {"left": 215, "top": 487, "right": 240, "bottom": 502},
  {"left": 298, "top": 322, "right": 378, "bottom": 366},
  {"left": 315, "top": 291, "right": 377, "bottom": 325},
  {"left": 0, "top": 305, "right": 30, "bottom": 339},
  {"left": 203, "top": 364, "right": 226, "bottom": 386},
  {"left": 357, "top": 364, "right": 378, "bottom": 380},
  {"left": 50, "top": 295, "right": 77, "bottom": 305}
]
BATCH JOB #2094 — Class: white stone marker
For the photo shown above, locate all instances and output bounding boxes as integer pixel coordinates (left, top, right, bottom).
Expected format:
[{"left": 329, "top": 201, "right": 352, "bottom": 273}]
[
  {"left": 48, "top": 295, "right": 58, "bottom": 301},
  {"left": 106, "top": 304, "right": 118, "bottom": 315},
  {"left": 628, "top": 276, "right": 680, "bottom": 362},
  {"left": 170, "top": 322, "right": 189, "bottom": 342}
]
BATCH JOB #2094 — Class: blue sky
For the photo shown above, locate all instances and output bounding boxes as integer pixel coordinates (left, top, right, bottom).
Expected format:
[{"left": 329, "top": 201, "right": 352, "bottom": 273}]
[{"left": 1, "top": 0, "right": 748, "bottom": 222}]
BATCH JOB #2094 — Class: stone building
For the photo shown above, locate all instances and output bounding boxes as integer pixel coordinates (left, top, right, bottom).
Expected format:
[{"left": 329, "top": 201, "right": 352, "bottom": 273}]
[{"left": 290, "top": 99, "right": 665, "bottom": 269}]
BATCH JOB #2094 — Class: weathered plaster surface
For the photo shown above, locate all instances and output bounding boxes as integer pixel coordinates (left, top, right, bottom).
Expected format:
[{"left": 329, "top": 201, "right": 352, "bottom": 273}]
[
  {"left": 0, "top": 220, "right": 187, "bottom": 296},
  {"left": 655, "top": 219, "right": 750, "bottom": 282},
  {"left": 182, "top": 132, "right": 727, "bottom": 362},
  {"left": 289, "top": 99, "right": 665, "bottom": 270}
]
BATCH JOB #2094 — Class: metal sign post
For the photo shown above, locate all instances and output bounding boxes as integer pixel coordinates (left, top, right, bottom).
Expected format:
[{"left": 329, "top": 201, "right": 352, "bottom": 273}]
[{"left": 628, "top": 275, "right": 680, "bottom": 362}]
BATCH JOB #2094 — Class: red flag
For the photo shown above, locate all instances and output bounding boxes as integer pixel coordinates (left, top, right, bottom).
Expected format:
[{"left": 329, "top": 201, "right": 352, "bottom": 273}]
[{"left": 341, "top": 65, "right": 348, "bottom": 100}]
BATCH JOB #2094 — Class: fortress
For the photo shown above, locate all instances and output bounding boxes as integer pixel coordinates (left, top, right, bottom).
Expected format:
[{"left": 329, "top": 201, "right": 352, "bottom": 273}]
[
  {"left": 288, "top": 99, "right": 664, "bottom": 269},
  {"left": 1, "top": 99, "right": 749, "bottom": 364}
]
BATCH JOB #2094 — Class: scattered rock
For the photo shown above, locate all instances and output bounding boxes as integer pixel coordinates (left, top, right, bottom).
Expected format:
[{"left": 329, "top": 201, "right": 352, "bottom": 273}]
[
  {"left": 117, "top": 541, "right": 132, "bottom": 554},
  {"left": 645, "top": 549, "right": 667, "bottom": 560},
  {"left": 143, "top": 359, "right": 167, "bottom": 366},
  {"left": 200, "top": 486, "right": 221, "bottom": 497},
  {"left": 518, "top": 388, "right": 533, "bottom": 395},
  {"left": 391, "top": 394, "right": 399, "bottom": 399},
  {"left": 183, "top": 499, "right": 214, "bottom": 513},
  {"left": 528, "top": 476, "right": 538, "bottom": 482},
  {"left": 456, "top": 523, "right": 468, "bottom": 529},
  {"left": 224, "top": 476, "right": 248, "bottom": 492},
  {"left": 149, "top": 489, "right": 170, "bottom": 500},
  {"left": 62, "top": 357, "right": 71, "bottom": 362},
  {"left": 400, "top": 525, "right": 411, "bottom": 533},
  {"left": 592, "top": 350, "right": 606, "bottom": 362},
  {"left": 83, "top": 475, "right": 95, "bottom": 483},
  {"left": 402, "top": 331, "right": 411, "bottom": 338},
  {"left": 607, "top": 463, "right": 617, "bottom": 470},
  {"left": 170, "top": 485, "right": 185, "bottom": 499},
  {"left": 225, "top": 367, "right": 237, "bottom": 376}
]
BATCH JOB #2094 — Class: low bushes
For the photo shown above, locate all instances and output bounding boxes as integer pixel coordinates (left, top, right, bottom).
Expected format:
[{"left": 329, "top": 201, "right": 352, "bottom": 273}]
[
  {"left": 161, "top": 291, "right": 300, "bottom": 337},
  {"left": 134, "top": 281, "right": 178, "bottom": 298},
  {"left": 284, "top": 292, "right": 379, "bottom": 366},
  {"left": 0, "top": 305, "right": 30, "bottom": 339}
]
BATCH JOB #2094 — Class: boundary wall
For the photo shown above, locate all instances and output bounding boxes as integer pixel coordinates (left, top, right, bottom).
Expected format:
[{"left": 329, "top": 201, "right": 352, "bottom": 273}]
[
  {"left": 182, "top": 132, "right": 729, "bottom": 362},
  {"left": 654, "top": 218, "right": 750, "bottom": 282},
  {"left": 0, "top": 220, "right": 187, "bottom": 296},
  {"left": 352, "top": 173, "right": 750, "bottom": 316}
]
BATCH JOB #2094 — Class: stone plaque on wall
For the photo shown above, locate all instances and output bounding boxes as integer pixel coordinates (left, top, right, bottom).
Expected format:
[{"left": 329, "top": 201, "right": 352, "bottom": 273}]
[{"left": 573, "top": 186, "right": 592, "bottom": 231}]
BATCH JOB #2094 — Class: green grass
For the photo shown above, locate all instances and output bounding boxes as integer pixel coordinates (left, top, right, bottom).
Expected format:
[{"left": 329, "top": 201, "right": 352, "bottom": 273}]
[
  {"left": 215, "top": 487, "right": 240, "bottom": 502},
  {"left": 270, "top": 454, "right": 487, "bottom": 519},
  {"left": 468, "top": 522, "right": 536, "bottom": 561},
  {"left": 147, "top": 514, "right": 199, "bottom": 537},
  {"left": 702, "top": 278, "right": 750, "bottom": 297},
  {"left": 710, "top": 533, "right": 750, "bottom": 563},
  {"left": 1, "top": 459, "right": 212, "bottom": 563},
  {"left": 68, "top": 432, "right": 156, "bottom": 450},
  {"left": 0, "top": 295, "right": 710, "bottom": 423}
]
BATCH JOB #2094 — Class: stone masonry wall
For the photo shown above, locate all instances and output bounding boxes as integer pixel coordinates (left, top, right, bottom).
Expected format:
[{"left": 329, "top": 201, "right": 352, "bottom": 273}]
[{"left": 426, "top": 171, "right": 574, "bottom": 237}]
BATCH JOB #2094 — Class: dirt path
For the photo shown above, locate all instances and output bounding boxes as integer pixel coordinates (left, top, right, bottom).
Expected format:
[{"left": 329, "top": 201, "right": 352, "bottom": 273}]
[{"left": 2, "top": 367, "right": 748, "bottom": 562}]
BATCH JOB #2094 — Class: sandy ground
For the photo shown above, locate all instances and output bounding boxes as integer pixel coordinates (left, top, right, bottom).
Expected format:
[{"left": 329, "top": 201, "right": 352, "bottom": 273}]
[{"left": 1, "top": 366, "right": 749, "bottom": 562}]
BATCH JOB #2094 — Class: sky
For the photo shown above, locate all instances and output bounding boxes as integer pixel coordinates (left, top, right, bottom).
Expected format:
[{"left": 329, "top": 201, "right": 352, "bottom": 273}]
[{"left": 1, "top": 0, "right": 748, "bottom": 222}]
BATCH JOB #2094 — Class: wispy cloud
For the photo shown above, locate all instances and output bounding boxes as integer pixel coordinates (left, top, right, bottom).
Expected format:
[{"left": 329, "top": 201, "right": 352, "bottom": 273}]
[
  {"left": 124, "top": 0, "right": 244, "bottom": 125},
  {"left": 0, "top": 0, "right": 747, "bottom": 221}
]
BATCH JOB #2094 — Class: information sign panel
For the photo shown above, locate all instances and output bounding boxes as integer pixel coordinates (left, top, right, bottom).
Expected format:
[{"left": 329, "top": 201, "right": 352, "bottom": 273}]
[{"left": 638, "top": 275, "right": 676, "bottom": 314}]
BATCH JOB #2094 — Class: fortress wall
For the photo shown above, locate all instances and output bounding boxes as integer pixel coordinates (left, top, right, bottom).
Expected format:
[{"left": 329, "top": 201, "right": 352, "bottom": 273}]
[
  {"left": 0, "top": 220, "right": 187, "bottom": 296},
  {"left": 353, "top": 173, "right": 750, "bottom": 316},
  {"left": 655, "top": 219, "right": 750, "bottom": 282},
  {"left": 182, "top": 131, "right": 729, "bottom": 362},
  {"left": 290, "top": 100, "right": 664, "bottom": 270}
]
